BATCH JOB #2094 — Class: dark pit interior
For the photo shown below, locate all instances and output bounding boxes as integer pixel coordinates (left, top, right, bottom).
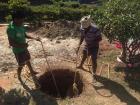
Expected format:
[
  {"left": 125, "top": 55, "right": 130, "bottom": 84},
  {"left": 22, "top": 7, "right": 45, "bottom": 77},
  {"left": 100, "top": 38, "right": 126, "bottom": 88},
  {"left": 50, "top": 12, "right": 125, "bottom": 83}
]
[{"left": 38, "top": 69, "right": 84, "bottom": 99}]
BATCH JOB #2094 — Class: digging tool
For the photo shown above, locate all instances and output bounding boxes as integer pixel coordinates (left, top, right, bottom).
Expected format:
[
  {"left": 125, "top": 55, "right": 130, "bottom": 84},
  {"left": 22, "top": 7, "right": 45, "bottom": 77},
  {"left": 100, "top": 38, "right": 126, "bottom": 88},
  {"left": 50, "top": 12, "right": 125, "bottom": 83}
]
[{"left": 39, "top": 40, "right": 61, "bottom": 97}]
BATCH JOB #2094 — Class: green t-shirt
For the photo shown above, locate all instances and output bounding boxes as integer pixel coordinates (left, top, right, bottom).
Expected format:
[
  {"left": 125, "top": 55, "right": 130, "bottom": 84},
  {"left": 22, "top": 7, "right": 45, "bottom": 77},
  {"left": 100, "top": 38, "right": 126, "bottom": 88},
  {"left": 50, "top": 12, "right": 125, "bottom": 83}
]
[{"left": 7, "top": 22, "right": 26, "bottom": 54}]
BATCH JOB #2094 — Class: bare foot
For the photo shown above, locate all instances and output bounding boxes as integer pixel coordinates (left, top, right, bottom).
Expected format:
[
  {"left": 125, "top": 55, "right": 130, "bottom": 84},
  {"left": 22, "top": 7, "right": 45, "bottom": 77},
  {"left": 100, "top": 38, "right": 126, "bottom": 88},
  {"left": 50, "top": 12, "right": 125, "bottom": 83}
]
[{"left": 92, "top": 74, "right": 97, "bottom": 83}]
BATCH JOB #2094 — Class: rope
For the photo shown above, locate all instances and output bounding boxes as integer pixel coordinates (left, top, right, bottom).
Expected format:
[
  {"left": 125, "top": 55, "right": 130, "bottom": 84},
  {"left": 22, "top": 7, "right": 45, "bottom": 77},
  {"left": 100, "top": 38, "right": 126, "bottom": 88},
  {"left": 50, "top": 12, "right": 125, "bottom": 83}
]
[
  {"left": 73, "top": 54, "right": 78, "bottom": 84},
  {"left": 40, "top": 40, "right": 61, "bottom": 97},
  {"left": 72, "top": 45, "right": 91, "bottom": 94},
  {"left": 72, "top": 46, "right": 82, "bottom": 96},
  {"left": 14, "top": 38, "right": 60, "bottom": 95}
]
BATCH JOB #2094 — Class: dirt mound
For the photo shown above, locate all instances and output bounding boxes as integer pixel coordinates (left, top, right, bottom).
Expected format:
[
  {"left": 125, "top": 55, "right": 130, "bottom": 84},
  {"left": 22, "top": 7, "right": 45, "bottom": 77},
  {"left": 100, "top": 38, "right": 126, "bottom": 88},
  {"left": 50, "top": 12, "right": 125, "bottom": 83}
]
[{"left": 35, "top": 20, "right": 81, "bottom": 39}]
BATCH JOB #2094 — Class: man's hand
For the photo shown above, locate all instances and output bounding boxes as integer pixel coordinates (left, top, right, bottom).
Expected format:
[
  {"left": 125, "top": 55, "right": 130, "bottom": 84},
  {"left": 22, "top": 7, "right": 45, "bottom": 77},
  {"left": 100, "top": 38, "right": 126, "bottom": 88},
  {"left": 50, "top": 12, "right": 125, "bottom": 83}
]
[
  {"left": 25, "top": 34, "right": 41, "bottom": 42},
  {"left": 35, "top": 37, "right": 41, "bottom": 42}
]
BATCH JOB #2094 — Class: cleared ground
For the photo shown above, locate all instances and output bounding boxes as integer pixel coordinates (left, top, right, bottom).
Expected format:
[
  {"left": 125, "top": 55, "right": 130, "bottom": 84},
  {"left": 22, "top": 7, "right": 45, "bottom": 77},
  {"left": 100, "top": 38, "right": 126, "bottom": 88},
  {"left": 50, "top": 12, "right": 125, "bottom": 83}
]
[{"left": 0, "top": 24, "right": 140, "bottom": 105}]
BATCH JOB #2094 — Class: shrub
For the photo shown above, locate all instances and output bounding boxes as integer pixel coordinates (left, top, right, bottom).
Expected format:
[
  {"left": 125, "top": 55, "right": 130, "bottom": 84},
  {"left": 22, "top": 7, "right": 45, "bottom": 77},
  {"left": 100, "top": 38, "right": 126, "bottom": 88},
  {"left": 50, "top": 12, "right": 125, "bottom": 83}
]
[
  {"left": 30, "top": 5, "right": 60, "bottom": 21},
  {"left": 0, "top": 1, "right": 92, "bottom": 22},
  {"left": 30, "top": 4, "right": 90, "bottom": 21},
  {"left": 92, "top": 0, "right": 140, "bottom": 63},
  {"left": 8, "top": 0, "right": 30, "bottom": 9},
  {"left": 59, "top": 1, "right": 80, "bottom": 8},
  {"left": 59, "top": 7, "right": 88, "bottom": 20},
  {"left": 0, "top": 3, "right": 9, "bottom": 21},
  {"left": 8, "top": 0, "right": 30, "bottom": 13}
]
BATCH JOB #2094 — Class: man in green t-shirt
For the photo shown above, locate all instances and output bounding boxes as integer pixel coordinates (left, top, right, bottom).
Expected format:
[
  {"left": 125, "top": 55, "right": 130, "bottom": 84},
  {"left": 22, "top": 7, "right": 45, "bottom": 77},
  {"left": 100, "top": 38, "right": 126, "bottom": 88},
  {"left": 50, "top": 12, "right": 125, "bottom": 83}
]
[{"left": 7, "top": 10, "right": 40, "bottom": 88}]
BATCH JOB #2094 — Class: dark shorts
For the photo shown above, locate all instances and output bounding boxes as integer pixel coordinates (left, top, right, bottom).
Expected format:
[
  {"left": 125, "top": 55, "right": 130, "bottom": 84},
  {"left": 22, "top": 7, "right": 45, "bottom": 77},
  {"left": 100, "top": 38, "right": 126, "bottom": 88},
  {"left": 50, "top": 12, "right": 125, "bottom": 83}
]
[
  {"left": 14, "top": 50, "right": 31, "bottom": 66},
  {"left": 83, "top": 46, "right": 99, "bottom": 61}
]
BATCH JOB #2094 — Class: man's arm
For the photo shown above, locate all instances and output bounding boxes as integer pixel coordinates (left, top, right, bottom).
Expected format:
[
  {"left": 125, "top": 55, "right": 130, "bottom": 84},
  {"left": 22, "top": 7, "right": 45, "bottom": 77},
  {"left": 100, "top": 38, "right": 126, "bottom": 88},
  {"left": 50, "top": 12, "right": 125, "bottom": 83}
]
[
  {"left": 77, "top": 35, "right": 84, "bottom": 54},
  {"left": 95, "top": 35, "right": 102, "bottom": 42},
  {"left": 25, "top": 33, "right": 40, "bottom": 41},
  {"left": 94, "top": 29, "right": 102, "bottom": 42}
]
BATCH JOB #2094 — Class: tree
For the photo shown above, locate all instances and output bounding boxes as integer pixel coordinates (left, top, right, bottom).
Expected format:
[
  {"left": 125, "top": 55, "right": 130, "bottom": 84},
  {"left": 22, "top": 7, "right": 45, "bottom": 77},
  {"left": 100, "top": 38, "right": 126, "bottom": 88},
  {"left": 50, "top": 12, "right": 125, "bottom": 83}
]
[
  {"left": 92, "top": 0, "right": 140, "bottom": 64},
  {"left": 8, "top": 0, "right": 30, "bottom": 10}
]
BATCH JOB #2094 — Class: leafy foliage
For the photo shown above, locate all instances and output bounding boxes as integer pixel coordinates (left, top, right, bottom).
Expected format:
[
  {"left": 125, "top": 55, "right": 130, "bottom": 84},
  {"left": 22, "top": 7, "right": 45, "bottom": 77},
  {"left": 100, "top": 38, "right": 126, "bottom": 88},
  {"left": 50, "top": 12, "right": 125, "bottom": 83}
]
[
  {"left": 0, "top": 0, "right": 92, "bottom": 22},
  {"left": 30, "top": 5, "right": 60, "bottom": 21},
  {"left": 93, "top": 0, "right": 140, "bottom": 42},
  {"left": 30, "top": 4, "right": 90, "bottom": 21},
  {"left": 59, "top": 7, "right": 88, "bottom": 20},
  {"left": 0, "top": 3, "right": 9, "bottom": 21},
  {"left": 59, "top": 1, "right": 80, "bottom": 8},
  {"left": 8, "top": 0, "right": 30, "bottom": 10},
  {"left": 92, "top": 0, "right": 140, "bottom": 63}
]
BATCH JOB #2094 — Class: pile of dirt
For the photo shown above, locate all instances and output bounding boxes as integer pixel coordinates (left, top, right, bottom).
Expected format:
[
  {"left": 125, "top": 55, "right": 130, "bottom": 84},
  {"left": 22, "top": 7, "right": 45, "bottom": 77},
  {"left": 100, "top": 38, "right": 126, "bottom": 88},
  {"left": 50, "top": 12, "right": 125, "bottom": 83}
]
[{"left": 35, "top": 20, "right": 81, "bottom": 39}]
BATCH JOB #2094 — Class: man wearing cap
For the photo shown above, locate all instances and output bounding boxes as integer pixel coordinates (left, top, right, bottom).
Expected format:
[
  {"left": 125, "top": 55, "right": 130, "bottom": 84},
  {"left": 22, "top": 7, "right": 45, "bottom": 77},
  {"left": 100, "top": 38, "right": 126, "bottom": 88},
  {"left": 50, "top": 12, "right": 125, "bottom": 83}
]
[
  {"left": 7, "top": 10, "right": 40, "bottom": 88},
  {"left": 77, "top": 15, "right": 102, "bottom": 80}
]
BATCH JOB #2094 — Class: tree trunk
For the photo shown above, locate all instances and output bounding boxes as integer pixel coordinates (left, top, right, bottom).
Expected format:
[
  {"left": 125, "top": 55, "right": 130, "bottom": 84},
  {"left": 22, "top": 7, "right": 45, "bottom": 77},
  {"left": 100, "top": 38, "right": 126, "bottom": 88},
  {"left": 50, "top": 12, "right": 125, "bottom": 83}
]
[{"left": 121, "top": 42, "right": 127, "bottom": 63}]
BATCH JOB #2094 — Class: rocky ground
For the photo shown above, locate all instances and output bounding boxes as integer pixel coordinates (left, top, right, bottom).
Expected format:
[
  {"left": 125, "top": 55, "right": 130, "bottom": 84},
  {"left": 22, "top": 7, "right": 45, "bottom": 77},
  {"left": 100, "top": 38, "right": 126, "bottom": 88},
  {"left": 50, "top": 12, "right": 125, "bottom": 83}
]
[{"left": 0, "top": 22, "right": 140, "bottom": 105}]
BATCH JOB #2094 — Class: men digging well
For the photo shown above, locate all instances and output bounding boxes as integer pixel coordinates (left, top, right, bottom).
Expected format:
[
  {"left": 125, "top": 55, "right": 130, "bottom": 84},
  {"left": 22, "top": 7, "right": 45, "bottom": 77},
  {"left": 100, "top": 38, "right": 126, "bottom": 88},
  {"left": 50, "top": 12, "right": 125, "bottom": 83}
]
[
  {"left": 7, "top": 10, "right": 40, "bottom": 88},
  {"left": 77, "top": 15, "right": 102, "bottom": 81}
]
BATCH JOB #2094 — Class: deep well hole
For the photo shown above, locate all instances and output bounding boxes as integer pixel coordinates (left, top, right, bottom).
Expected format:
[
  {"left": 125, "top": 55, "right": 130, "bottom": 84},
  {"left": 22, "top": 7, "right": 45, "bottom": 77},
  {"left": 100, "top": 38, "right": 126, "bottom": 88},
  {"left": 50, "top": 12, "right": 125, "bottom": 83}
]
[{"left": 38, "top": 69, "right": 84, "bottom": 99}]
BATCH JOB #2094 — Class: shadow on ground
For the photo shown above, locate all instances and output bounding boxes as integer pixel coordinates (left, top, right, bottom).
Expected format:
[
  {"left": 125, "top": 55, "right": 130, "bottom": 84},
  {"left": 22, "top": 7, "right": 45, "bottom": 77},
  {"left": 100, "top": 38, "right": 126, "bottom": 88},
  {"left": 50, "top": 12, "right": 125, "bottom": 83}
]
[
  {"left": 0, "top": 86, "right": 58, "bottom": 105},
  {"left": 94, "top": 76, "right": 140, "bottom": 105},
  {"left": 115, "top": 65, "right": 140, "bottom": 93}
]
